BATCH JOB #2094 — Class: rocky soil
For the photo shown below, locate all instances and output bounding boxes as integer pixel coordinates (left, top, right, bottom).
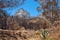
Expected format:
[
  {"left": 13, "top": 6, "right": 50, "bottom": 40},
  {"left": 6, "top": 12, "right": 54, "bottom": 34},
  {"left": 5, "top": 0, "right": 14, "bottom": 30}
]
[{"left": 0, "top": 24, "right": 60, "bottom": 40}]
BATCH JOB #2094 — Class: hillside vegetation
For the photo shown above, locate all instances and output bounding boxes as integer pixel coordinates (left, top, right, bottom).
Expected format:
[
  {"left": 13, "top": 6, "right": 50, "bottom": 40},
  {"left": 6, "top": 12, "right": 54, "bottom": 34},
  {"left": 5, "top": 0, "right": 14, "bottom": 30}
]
[{"left": 0, "top": 9, "right": 60, "bottom": 40}]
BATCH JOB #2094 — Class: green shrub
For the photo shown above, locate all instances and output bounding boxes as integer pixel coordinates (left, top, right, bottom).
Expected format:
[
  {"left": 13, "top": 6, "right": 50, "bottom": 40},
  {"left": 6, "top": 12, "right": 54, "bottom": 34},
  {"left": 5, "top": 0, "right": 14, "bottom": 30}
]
[{"left": 40, "top": 29, "right": 50, "bottom": 40}]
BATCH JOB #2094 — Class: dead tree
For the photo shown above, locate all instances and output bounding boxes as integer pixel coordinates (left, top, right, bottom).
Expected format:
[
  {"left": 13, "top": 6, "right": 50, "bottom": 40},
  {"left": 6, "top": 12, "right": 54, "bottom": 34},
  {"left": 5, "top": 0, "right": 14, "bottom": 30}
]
[
  {"left": 0, "top": 9, "right": 8, "bottom": 29},
  {"left": 35, "top": 0, "right": 60, "bottom": 24},
  {"left": 0, "top": 0, "right": 26, "bottom": 8}
]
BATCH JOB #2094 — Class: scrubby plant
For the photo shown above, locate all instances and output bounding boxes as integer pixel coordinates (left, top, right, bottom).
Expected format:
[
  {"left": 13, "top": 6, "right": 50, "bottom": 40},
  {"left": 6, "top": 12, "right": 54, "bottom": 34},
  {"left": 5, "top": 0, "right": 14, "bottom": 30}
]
[
  {"left": 39, "top": 16, "right": 52, "bottom": 29},
  {"left": 40, "top": 29, "right": 50, "bottom": 40},
  {"left": 53, "top": 21, "right": 60, "bottom": 26}
]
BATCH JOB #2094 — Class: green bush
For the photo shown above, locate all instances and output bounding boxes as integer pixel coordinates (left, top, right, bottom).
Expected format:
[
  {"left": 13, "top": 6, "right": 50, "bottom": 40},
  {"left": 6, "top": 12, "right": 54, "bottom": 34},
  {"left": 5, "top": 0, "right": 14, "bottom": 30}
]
[{"left": 40, "top": 29, "right": 50, "bottom": 40}]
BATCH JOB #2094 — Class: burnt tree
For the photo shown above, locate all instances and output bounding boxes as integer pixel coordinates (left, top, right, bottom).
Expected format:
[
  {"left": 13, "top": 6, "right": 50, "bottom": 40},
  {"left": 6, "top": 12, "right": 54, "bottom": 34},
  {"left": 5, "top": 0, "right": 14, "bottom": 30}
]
[{"left": 35, "top": 0, "right": 60, "bottom": 24}]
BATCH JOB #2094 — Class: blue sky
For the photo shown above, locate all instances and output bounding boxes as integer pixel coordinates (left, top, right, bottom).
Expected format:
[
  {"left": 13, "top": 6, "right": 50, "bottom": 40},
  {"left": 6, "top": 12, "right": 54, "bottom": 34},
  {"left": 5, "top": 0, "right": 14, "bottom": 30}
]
[
  {"left": 3, "top": 0, "right": 60, "bottom": 16},
  {"left": 3, "top": 0, "right": 40, "bottom": 16}
]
